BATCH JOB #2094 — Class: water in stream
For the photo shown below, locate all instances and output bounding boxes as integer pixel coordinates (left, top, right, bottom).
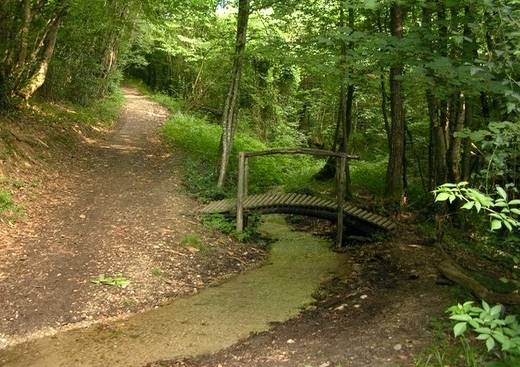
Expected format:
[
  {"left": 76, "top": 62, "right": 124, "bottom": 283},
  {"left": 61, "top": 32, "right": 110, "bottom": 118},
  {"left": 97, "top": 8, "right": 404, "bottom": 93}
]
[{"left": 0, "top": 216, "right": 350, "bottom": 367}]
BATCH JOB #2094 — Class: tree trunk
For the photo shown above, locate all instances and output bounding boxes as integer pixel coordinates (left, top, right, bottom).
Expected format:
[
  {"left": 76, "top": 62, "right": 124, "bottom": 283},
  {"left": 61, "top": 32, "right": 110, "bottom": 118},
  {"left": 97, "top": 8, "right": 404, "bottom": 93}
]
[
  {"left": 385, "top": 3, "right": 406, "bottom": 202},
  {"left": 217, "top": 0, "right": 250, "bottom": 188},
  {"left": 447, "top": 94, "right": 465, "bottom": 182},
  {"left": 315, "top": 2, "right": 355, "bottom": 189},
  {"left": 16, "top": 0, "right": 31, "bottom": 71},
  {"left": 460, "top": 5, "right": 479, "bottom": 181},
  {"left": 17, "top": 14, "right": 61, "bottom": 100}
]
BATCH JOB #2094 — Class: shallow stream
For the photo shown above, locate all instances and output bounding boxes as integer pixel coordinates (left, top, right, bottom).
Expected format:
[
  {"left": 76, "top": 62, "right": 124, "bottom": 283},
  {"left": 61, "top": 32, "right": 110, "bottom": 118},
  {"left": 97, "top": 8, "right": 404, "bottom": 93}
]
[{"left": 0, "top": 216, "right": 350, "bottom": 367}]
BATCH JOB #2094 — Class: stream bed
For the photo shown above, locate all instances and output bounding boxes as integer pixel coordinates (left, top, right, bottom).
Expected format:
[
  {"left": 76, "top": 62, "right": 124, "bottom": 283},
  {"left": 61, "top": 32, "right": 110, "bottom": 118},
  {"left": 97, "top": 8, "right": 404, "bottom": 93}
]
[{"left": 0, "top": 216, "right": 350, "bottom": 367}]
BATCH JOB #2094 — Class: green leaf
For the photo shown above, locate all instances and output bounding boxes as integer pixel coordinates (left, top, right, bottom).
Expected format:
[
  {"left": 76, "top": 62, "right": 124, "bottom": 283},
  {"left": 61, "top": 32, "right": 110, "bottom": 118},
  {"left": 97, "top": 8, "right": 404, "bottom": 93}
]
[
  {"left": 475, "top": 201, "right": 482, "bottom": 212},
  {"left": 454, "top": 322, "right": 467, "bottom": 337},
  {"left": 461, "top": 202, "right": 475, "bottom": 210},
  {"left": 483, "top": 301, "right": 490, "bottom": 312},
  {"left": 486, "top": 336, "right": 496, "bottom": 351},
  {"left": 451, "top": 314, "right": 473, "bottom": 322},
  {"left": 491, "top": 220, "right": 503, "bottom": 231},
  {"left": 490, "top": 305, "right": 503, "bottom": 317},
  {"left": 469, "top": 319, "right": 480, "bottom": 328},
  {"left": 435, "top": 192, "right": 450, "bottom": 202},
  {"left": 509, "top": 200, "right": 520, "bottom": 205},
  {"left": 497, "top": 186, "right": 508, "bottom": 200}
]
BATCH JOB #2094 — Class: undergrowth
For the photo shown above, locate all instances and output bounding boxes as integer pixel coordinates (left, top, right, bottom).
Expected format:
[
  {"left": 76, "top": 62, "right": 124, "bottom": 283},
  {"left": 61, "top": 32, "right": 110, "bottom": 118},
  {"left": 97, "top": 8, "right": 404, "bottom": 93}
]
[
  {"left": 156, "top": 101, "right": 323, "bottom": 201},
  {"left": 415, "top": 317, "right": 488, "bottom": 367},
  {"left": 33, "top": 88, "right": 124, "bottom": 127},
  {"left": 0, "top": 190, "right": 14, "bottom": 213},
  {"left": 202, "top": 214, "right": 261, "bottom": 242}
]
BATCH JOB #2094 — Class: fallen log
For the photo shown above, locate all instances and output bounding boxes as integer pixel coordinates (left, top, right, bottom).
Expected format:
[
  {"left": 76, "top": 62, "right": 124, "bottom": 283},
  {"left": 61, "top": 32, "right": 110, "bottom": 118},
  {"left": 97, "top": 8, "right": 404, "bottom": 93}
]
[{"left": 438, "top": 258, "right": 520, "bottom": 305}]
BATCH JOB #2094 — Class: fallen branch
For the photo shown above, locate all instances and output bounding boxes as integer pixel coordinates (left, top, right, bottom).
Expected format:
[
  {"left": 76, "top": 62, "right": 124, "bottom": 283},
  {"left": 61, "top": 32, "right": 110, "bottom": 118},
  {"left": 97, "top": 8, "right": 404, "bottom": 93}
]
[{"left": 438, "top": 257, "right": 520, "bottom": 305}]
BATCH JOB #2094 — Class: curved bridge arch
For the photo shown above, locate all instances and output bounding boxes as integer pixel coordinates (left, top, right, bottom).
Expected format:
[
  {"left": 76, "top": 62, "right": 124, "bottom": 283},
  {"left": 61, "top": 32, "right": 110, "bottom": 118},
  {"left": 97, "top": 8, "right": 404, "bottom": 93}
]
[{"left": 202, "top": 148, "right": 395, "bottom": 247}]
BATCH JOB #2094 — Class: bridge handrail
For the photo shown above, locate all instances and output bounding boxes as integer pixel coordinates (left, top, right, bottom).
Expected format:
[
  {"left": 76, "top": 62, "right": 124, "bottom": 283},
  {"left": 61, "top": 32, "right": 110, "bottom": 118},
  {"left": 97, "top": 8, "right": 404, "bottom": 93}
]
[
  {"left": 237, "top": 147, "right": 356, "bottom": 247},
  {"left": 242, "top": 148, "right": 359, "bottom": 160}
]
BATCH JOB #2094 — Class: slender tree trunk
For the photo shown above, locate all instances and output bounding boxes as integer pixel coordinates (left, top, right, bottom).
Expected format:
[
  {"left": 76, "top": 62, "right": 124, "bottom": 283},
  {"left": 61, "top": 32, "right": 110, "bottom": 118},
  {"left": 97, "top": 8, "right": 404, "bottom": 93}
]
[
  {"left": 376, "top": 11, "right": 391, "bottom": 151},
  {"left": 385, "top": 3, "right": 406, "bottom": 202},
  {"left": 17, "top": 14, "right": 61, "bottom": 100},
  {"left": 380, "top": 68, "right": 391, "bottom": 150},
  {"left": 460, "top": 5, "right": 479, "bottom": 181},
  {"left": 16, "top": 0, "right": 31, "bottom": 71},
  {"left": 447, "top": 95, "right": 465, "bottom": 182},
  {"left": 217, "top": 0, "right": 250, "bottom": 188},
  {"left": 315, "top": 2, "right": 355, "bottom": 188}
]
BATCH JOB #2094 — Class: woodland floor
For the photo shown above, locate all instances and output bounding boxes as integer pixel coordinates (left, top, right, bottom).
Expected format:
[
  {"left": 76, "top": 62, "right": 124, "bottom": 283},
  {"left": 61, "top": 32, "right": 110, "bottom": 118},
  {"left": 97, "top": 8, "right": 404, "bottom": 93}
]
[
  {"left": 0, "top": 88, "right": 453, "bottom": 366},
  {"left": 0, "top": 87, "right": 264, "bottom": 348}
]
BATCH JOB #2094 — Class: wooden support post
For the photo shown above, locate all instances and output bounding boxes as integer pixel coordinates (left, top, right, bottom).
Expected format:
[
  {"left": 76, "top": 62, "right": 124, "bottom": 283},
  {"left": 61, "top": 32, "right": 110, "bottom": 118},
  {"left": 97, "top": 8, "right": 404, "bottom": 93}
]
[
  {"left": 336, "top": 155, "right": 346, "bottom": 247},
  {"left": 236, "top": 152, "right": 246, "bottom": 232},
  {"left": 244, "top": 158, "right": 249, "bottom": 197}
]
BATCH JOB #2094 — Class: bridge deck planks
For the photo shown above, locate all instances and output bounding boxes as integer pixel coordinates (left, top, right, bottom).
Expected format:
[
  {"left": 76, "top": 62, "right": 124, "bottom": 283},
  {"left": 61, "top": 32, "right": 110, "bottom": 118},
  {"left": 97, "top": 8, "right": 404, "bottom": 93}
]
[{"left": 201, "top": 193, "right": 395, "bottom": 231}]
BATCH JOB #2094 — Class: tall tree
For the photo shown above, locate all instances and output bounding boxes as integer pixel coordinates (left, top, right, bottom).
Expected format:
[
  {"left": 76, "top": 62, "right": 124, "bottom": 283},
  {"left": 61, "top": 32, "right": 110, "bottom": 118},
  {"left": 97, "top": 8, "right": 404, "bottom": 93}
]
[
  {"left": 385, "top": 3, "right": 406, "bottom": 202},
  {"left": 217, "top": 0, "right": 251, "bottom": 188}
]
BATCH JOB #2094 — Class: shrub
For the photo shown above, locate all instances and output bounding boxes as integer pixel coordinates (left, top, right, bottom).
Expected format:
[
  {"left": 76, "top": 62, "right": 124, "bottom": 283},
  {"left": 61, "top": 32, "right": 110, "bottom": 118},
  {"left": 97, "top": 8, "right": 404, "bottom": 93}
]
[{"left": 161, "top": 109, "right": 322, "bottom": 200}]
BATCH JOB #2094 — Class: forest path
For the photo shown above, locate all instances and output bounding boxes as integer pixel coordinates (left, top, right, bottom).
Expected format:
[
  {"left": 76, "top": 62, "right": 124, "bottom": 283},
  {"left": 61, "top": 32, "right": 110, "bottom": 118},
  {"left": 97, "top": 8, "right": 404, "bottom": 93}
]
[{"left": 0, "top": 87, "right": 260, "bottom": 348}]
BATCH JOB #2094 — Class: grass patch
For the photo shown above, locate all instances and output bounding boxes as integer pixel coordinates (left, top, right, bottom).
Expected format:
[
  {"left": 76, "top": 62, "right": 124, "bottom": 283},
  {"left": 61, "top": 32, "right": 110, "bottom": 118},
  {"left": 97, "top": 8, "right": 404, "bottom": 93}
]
[
  {"left": 0, "top": 186, "right": 23, "bottom": 220},
  {"left": 91, "top": 274, "right": 130, "bottom": 288},
  {"left": 34, "top": 88, "right": 124, "bottom": 127},
  {"left": 202, "top": 213, "right": 260, "bottom": 242},
  {"left": 350, "top": 159, "right": 387, "bottom": 196},
  {"left": 181, "top": 233, "right": 214, "bottom": 255},
  {"left": 0, "top": 190, "right": 14, "bottom": 213},
  {"left": 128, "top": 80, "right": 324, "bottom": 201}
]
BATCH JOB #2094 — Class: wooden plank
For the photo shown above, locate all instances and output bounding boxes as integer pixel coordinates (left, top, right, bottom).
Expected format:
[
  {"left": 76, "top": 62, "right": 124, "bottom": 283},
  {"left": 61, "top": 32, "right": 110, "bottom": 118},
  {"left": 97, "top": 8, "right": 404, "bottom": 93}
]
[
  {"left": 310, "top": 196, "right": 323, "bottom": 207},
  {"left": 247, "top": 194, "right": 264, "bottom": 208},
  {"left": 287, "top": 193, "right": 298, "bottom": 205},
  {"left": 300, "top": 195, "right": 314, "bottom": 206},
  {"left": 263, "top": 193, "right": 277, "bottom": 207},
  {"left": 364, "top": 213, "right": 379, "bottom": 224},
  {"left": 290, "top": 193, "right": 301, "bottom": 205}
]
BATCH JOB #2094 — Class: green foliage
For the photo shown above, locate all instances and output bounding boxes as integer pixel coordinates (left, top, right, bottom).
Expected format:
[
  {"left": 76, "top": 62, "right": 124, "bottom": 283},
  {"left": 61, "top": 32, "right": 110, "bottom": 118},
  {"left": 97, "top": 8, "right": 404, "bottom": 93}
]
[
  {"left": 202, "top": 214, "right": 261, "bottom": 242},
  {"left": 447, "top": 301, "right": 520, "bottom": 364},
  {"left": 415, "top": 317, "right": 486, "bottom": 367},
  {"left": 350, "top": 160, "right": 388, "bottom": 196},
  {"left": 202, "top": 214, "right": 236, "bottom": 235},
  {"left": 457, "top": 122, "right": 520, "bottom": 192},
  {"left": 0, "top": 191, "right": 14, "bottom": 213},
  {"left": 434, "top": 183, "right": 520, "bottom": 232},
  {"left": 41, "top": 1, "right": 139, "bottom": 105},
  {"left": 160, "top": 104, "right": 322, "bottom": 200},
  {"left": 180, "top": 233, "right": 214, "bottom": 254},
  {"left": 91, "top": 274, "right": 130, "bottom": 288}
]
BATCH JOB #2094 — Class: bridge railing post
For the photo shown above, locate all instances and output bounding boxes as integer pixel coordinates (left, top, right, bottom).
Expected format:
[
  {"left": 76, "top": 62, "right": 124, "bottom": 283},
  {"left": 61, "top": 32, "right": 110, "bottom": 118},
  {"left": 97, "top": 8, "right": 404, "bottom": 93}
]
[
  {"left": 236, "top": 152, "right": 246, "bottom": 232},
  {"left": 336, "top": 155, "right": 346, "bottom": 247}
]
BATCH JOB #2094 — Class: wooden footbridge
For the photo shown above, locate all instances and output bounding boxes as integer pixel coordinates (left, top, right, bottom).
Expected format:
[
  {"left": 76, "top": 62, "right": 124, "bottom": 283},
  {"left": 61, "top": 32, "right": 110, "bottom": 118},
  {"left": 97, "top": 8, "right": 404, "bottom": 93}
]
[{"left": 202, "top": 148, "right": 395, "bottom": 246}]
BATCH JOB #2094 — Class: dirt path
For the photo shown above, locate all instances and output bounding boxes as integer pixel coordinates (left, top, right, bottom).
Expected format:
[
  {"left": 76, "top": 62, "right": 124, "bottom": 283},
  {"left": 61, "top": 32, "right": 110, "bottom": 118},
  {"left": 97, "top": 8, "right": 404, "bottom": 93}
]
[{"left": 0, "top": 87, "right": 263, "bottom": 347}]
